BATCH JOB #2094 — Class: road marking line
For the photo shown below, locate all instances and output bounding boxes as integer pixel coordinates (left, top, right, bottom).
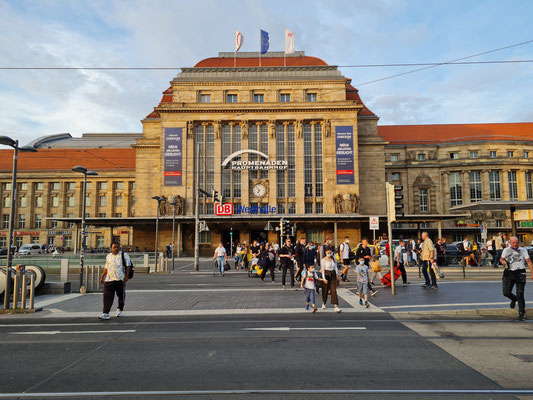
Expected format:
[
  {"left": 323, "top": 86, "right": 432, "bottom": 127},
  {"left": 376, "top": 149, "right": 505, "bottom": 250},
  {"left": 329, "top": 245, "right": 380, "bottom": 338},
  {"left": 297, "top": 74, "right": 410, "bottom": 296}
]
[
  {"left": 243, "top": 327, "right": 366, "bottom": 331},
  {"left": 9, "top": 330, "right": 136, "bottom": 335},
  {"left": 126, "top": 288, "right": 288, "bottom": 292},
  {"left": 1, "top": 389, "right": 533, "bottom": 397},
  {"left": 174, "top": 262, "right": 194, "bottom": 271},
  {"left": 381, "top": 302, "right": 512, "bottom": 309},
  {"left": 33, "top": 293, "right": 85, "bottom": 308}
]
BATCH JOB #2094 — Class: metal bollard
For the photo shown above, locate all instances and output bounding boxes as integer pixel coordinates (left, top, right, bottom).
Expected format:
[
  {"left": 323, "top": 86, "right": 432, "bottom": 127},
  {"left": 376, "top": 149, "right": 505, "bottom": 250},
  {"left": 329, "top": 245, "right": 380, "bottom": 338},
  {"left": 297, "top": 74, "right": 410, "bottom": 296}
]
[
  {"left": 97, "top": 266, "right": 102, "bottom": 291},
  {"left": 20, "top": 268, "right": 27, "bottom": 310},
  {"left": 462, "top": 263, "right": 466, "bottom": 279},
  {"left": 12, "top": 274, "right": 19, "bottom": 310},
  {"left": 29, "top": 274, "right": 35, "bottom": 309},
  {"left": 90, "top": 266, "right": 95, "bottom": 292}
]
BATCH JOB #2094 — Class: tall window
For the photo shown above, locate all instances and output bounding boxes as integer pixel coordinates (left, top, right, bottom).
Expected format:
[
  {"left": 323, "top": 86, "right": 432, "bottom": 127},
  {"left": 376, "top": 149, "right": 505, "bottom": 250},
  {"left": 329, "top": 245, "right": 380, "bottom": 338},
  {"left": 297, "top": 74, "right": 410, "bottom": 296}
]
[
  {"left": 35, "top": 196, "right": 42, "bottom": 208},
  {"left": 232, "top": 124, "right": 241, "bottom": 198},
  {"left": 469, "top": 171, "right": 482, "bottom": 202},
  {"left": 19, "top": 196, "right": 27, "bottom": 208},
  {"left": 303, "top": 124, "right": 313, "bottom": 198},
  {"left": 222, "top": 124, "right": 232, "bottom": 199},
  {"left": 99, "top": 196, "right": 107, "bottom": 207},
  {"left": 489, "top": 171, "right": 501, "bottom": 201},
  {"left": 51, "top": 196, "right": 59, "bottom": 207},
  {"left": 305, "top": 202, "right": 313, "bottom": 214},
  {"left": 526, "top": 172, "right": 533, "bottom": 200},
  {"left": 115, "top": 195, "right": 123, "bottom": 207},
  {"left": 419, "top": 189, "right": 428, "bottom": 213},
  {"left": 67, "top": 196, "right": 75, "bottom": 207},
  {"left": 248, "top": 124, "right": 268, "bottom": 179},
  {"left": 449, "top": 172, "right": 463, "bottom": 207},
  {"left": 508, "top": 171, "right": 518, "bottom": 201},
  {"left": 18, "top": 214, "right": 25, "bottom": 228},
  {"left": 35, "top": 214, "right": 42, "bottom": 228},
  {"left": 196, "top": 124, "right": 215, "bottom": 210},
  {"left": 221, "top": 124, "right": 242, "bottom": 199},
  {"left": 314, "top": 124, "right": 323, "bottom": 197},
  {"left": 276, "top": 124, "right": 285, "bottom": 198}
]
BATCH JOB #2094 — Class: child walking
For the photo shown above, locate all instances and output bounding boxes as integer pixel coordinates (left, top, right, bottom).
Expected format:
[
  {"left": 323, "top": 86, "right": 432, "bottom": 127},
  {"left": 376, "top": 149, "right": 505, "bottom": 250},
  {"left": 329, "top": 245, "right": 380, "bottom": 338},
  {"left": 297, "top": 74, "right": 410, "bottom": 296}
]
[
  {"left": 356, "top": 258, "right": 370, "bottom": 308},
  {"left": 301, "top": 264, "right": 322, "bottom": 312}
]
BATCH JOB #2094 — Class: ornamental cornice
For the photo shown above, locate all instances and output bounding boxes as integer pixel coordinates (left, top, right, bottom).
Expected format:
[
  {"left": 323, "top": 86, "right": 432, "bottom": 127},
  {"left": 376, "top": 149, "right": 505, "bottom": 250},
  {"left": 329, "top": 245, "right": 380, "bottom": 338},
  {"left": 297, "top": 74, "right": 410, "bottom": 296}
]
[{"left": 155, "top": 106, "right": 362, "bottom": 114}]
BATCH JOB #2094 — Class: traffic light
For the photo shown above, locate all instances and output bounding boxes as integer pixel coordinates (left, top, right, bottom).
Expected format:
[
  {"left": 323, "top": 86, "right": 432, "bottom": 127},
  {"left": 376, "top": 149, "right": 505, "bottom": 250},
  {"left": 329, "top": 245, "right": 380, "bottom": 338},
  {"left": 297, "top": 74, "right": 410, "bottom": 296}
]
[
  {"left": 290, "top": 223, "right": 297, "bottom": 237},
  {"left": 283, "top": 220, "right": 293, "bottom": 237},
  {"left": 212, "top": 190, "right": 220, "bottom": 203},
  {"left": 386, "top": 183, "right": 404, "bottom": 222}
]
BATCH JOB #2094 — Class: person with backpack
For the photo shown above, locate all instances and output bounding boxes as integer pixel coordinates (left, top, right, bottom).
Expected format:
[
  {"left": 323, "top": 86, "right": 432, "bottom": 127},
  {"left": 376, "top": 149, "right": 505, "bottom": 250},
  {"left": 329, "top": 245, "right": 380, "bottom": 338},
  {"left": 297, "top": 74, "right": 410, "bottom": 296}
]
[
  {"left": 339, "top": 236, "right": 352, "bottom": 282},
  {"left": 99, "top": 242, "right": 133, "bottom": 320},
  {"left": 294, "top": 238, "right": 306, "bottom": 283},
  {"left": 304, "top": 241, "right": 319, "bottom": 295}
]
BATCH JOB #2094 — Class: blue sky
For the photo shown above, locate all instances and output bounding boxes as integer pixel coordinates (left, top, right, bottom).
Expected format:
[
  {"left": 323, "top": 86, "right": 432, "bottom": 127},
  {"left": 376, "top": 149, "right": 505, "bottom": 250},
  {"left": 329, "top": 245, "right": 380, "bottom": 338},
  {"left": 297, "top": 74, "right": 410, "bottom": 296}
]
[{"left": 0, "top": 0, "right": 532, "bottom": 143}]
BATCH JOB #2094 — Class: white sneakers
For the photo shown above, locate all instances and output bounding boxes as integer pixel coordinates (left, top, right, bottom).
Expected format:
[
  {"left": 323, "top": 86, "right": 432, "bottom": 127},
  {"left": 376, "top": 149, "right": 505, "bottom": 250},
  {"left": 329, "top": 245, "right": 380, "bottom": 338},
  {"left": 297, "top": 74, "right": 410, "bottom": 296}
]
[
  {"left": 98, "top": 313, "right": 110, "bottom": 320},
  {"left": 116, "top": 309, "right": 122, "bottom": 317},
  {"left": 322, "top": 304, "right": 327, "bottom": 310},
  {"left": 334, "top": 306, "right": 342, "bottom": 313}
]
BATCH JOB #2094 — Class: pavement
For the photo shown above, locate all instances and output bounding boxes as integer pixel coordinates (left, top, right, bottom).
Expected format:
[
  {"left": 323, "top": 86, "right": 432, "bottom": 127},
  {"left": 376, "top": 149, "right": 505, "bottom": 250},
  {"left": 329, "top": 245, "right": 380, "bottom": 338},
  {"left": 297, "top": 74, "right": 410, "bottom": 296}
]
[{"left": 1, "top": 259, "right": 532, "bottom": 399}]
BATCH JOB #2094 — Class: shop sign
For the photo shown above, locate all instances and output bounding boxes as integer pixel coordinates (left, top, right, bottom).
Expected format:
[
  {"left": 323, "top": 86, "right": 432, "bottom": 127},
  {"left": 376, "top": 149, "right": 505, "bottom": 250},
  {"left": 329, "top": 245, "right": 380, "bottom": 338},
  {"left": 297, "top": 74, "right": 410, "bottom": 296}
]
[
  {"left": 47, "top": 230, "right": 72, "bottom": 235},
  {"left": 222, "top": 150, "right": 288, "bottom": 171},
  {"left": 116, "top": 230, "right": 130, "bottom": 234},
  {"left": 520, "top": 221, "right": 533, "bottom": 228},
  {"left": 215, "top": 203, "right": 277, "bottom": 216},
  {"left": 0, "top": 231, "right": 40, "bottom": 236}
]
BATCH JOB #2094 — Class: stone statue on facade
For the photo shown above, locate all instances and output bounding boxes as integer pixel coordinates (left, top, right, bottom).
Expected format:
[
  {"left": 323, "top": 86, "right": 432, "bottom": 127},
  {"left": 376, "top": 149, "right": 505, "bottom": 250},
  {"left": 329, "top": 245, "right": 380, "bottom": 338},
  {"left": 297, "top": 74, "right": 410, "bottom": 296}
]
[
  {"left": 407, "top": 151, "right": 415, "bottom": 161},
  {"left": 268, "top": 120, "right": 276, "bottom": 138},
  {"left": 334, "top": 193, "right": 360, "bottom": 214},
  {"left": 158, "top": 195, "right": 186, "bottom": 216},
  {"left": 428, "top": 150, "right": 437, "bottom": 160},
  {"left": 323, "top": 119, "right": 331, "bottom": 137},
  {"left": 187, "top": 121, "right": 194, "bottom": 138},
  {"left": 241, "top": 121, "right": 249, "bottom": 138},
  {"left": 296, "top": 120, "right": 303, "bottom": 138},
  {"left": 214, "top": 121, "right": 222, "bottom": 139}
]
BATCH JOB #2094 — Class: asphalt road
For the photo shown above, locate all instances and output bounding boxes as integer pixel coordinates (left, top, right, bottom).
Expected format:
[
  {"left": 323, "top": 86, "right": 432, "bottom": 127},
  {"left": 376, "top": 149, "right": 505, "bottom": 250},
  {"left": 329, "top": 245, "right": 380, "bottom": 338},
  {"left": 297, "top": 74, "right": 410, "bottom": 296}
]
[{"left": 0, "top": 313, "right": 532, "bottom": 400}]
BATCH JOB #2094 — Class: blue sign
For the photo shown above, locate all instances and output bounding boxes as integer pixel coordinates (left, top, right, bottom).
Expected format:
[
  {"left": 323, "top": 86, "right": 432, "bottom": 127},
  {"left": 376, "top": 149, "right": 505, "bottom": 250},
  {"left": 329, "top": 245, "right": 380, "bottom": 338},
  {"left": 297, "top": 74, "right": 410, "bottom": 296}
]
[
  {"left": 335, "top": 126, "right": 355, "bottom": 185},
  {"left": 164, "top": 128, "right": 182, "bottom": 186}
]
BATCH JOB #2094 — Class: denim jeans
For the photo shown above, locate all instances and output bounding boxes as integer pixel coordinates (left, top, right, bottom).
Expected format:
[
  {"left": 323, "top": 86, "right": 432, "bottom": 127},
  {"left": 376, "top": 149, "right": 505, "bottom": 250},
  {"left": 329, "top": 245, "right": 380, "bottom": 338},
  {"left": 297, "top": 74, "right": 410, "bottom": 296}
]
[{"left": 217, "top": 256, "right": 225, "bottom": 274}]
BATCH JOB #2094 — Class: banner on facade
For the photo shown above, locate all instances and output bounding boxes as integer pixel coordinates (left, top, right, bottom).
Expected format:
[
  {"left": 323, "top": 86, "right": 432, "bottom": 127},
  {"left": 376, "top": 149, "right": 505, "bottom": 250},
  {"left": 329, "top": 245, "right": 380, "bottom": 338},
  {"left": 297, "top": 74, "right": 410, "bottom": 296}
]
[
  {"left": 164, "top": 128, "right": 183, "bottom": 186},
  {"left": 335, "top": 126, "right": 355, "bottom": 185}
]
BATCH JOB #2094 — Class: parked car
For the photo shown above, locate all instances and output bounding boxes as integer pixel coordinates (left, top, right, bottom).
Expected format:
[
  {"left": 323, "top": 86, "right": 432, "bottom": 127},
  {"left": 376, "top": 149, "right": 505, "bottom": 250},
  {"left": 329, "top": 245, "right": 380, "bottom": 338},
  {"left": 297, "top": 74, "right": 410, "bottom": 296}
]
[{"left": 17, "top": 244, "right": 44, "bottom": 256}]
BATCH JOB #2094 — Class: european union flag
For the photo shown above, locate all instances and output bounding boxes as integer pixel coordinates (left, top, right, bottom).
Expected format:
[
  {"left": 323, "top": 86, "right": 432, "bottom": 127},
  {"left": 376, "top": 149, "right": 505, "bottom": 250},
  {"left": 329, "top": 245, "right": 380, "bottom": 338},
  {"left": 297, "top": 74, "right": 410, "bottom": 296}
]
[{"left": 260, "top": 29, "right": 269, "bottom": 55}]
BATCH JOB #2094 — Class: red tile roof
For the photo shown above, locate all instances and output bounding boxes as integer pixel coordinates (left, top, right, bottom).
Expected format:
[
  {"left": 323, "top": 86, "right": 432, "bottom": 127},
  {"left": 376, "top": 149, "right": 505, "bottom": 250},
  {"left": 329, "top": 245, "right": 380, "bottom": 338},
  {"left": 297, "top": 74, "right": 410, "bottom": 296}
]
[
  {"left": 194, "top": 56, "right": 328, "bottom": 68},
  {"left": 145, "top": 111, "right": 160, "bottom": 119},
  {"left": 346, "top": 83, "right": 376, "bottom": 117},
  {"left": 0, "top": 148, "right": 135, "bottom": 172},
  {"left": 379, "top": 123, "right": 533, "bottom": 145}
]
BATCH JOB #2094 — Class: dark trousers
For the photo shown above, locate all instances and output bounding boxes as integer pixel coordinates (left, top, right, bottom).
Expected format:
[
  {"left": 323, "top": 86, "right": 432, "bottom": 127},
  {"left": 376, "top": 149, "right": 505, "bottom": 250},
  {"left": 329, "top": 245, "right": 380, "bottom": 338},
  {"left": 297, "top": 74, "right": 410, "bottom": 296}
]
[
  {"left": 295, "top": 257, "right": 304, "bottom": 280},
  {"left": 281, "top": 262, "right": 295, "bottom": 287},
  {"left": 493, "top": 250, "right": 502, "bottom": 268},
  {"left": 503, "top": 269, "right": 527, "bottom": 314},
  {"left": 421, "top": 260, "right": 437, "bottom": 287},
  {"left": 397, "top": 262, "right": 407, "bottom": 284},
  {"left": 103, "top": 280, "right": 125, "bottom": 314},
  {"left": 260, "top": 261, "right": 275, "bottom": 281},
  {"left": 321, "top": 270, "right": 338, "bottom": 305}
]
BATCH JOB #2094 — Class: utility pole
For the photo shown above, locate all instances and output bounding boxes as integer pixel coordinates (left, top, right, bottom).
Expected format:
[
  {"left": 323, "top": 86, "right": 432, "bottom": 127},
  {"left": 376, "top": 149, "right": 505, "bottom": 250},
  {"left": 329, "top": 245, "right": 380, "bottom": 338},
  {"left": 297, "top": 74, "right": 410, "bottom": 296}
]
[
  {"left": 386, "top": 182, "right": 404, "bottom": 296},
  {"left": 194, "top": 140, "right": 200, "bottom": 272}
]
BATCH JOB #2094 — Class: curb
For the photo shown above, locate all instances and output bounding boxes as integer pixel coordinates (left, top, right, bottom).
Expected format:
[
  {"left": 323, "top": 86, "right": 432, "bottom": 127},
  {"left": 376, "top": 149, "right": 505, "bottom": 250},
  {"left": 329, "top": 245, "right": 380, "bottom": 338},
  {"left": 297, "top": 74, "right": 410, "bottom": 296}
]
[{"left": 390, "top": 307, "right": 532, "bottom": 319}]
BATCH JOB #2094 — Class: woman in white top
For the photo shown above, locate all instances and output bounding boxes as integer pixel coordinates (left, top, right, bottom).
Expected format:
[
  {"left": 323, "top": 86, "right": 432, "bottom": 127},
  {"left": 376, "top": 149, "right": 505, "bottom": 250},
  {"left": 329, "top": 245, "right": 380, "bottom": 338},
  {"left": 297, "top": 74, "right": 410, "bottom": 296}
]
[{"left": 320, "top": 249, "right": 341, "bottom": 312}]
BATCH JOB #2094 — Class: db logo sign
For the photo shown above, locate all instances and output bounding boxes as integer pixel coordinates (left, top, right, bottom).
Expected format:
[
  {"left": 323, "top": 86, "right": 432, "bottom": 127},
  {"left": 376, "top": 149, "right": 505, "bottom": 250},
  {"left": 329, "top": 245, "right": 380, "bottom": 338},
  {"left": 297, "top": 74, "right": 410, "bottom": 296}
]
[{"left": 215, "top": 203, "right": 233, "bottom": 216}]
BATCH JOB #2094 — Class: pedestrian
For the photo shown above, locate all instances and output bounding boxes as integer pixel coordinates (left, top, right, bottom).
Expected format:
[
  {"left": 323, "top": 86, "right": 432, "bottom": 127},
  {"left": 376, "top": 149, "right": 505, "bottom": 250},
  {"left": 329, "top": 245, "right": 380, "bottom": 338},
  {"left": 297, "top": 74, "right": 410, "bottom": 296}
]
[
  {"left": 98, "top": 242, "right": 132, "bottom": 320},
  {"left": 494, "top": 233, "right": 504, "bottom": 267},
  {"left": 420, "top": 232, "right": 438, "bottom": 289},
  {"left": 235, "top": 243, "right": 242, "bottom": 270},
  {"left": 279, "top": 238, "right": 296, "bottom": 290},
  {"left": 487, "top": 236, "right": 496, "bottom": 266},
  {"left": 436, "top": 239, "right": 446, "bottom": 266},
  {"left": 356, "top": 258, "right": 370, "bottom": 308},
  {"left": 301, "top": 264, "right": 322, "bottom": 312},
  {"left": 213, "top": 242, "right": 227, "bottom": 276},
  {"left": 259, "top": 243, "right": 276, "bottom": 282},
  {"left": 394, "top": 239, "right": 408, "bottom": 285},
  {"left": 440, "top": 237, "right": 448, "bottom": 266},
  {"left": 166, "top": 244, "right": 171, "bottom": 258},
  {"left": 318, "top": 237, "right": 333, "bottom": 264},
  {"left": 304, "top": 241, "right": 319, "bottom": 295},
  {"left": 339, "top": 236, "right": 352, "bottom": 282},
  {"left": 294, "top": 237, "right": 306, "bottom": 283},
  {"left": 356, "top": 238, "right": 377, "bottom": 296},
  {"left": 405, "top": 238, "right": 413, "bottom": 267},
  {"left": 415, "top": 238, "right": 422, "bottom": 267},
  {"left": 500, "top": 236, "right": 533, "bottom": 321},
  {"left": 320, "top": 248, "right": 341, "bottom": 312}
]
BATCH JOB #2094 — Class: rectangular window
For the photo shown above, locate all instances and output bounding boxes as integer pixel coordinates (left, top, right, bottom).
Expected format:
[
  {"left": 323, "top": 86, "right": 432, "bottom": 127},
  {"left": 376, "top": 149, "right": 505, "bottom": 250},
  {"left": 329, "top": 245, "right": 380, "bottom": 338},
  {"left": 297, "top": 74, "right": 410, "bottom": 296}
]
[
  {"left": 288, "top": 203, "right": 296, "bottom": 214},
  {"left": 35, "top": 214, "right": 41, "bottom": 228},
  {"left": 305, "top": 202, "right": 313, "bottom": 214},
  {"left": 277, "top": 202, "right": 286, "bottom": 214},
  {"left": 86, "top": 196, "right": 91, "bottom": 207},
  {"left": 66, "top": 213, "right": 74, "bottom": 228},
  {"left": 114, "top": 213, "right": 122, "bottom": 218},
  {"left": 304, "top": 123, "right": 313, "bottom": 198},
  {"left": 130, "top": 182, "right": 136, "bottom": 191},
  {"left": 47, "top": 236, "right": 55, "bottom": 246},
  {"left": 526, "top": 172, "right": 533, "bottom": 200},
  {"left": 19, "top": 196, "right": 27, "bottom": 208},
  {"left": 253, "top": 93, "right": 264, "bottom": 103},
  {"left": 469, "top": 151, "right": 478, "bottom": 159},
  {"left": 200, "top": 231, "right": 211, "bottom": 244},
  {"left": 51, "top": 182, "right": 60, "bottom": 191},
  {"left": 86, "top": 182, "right": 92, "bottom": 191},
  {"left": 15, "top": 237, "right": 22, "bottom": 247},
  {"left": 221, "top": 125, "right": 232, "bottom": 199},
  {"left": 205, "top": 203, "right": 214, "bottom": 215},
  {"left": 391, "top": 172, "right": 400, "bottom": 181},
  {"left": 200, "top": 94, "right": 211, "bottom": 103},
  {"left": 35, "top": 182, "right": 43, "bottom": 191},
  {"left": 96, "top": 235, "right": 105, "bottom": 247},
  {"left": 287, "top": 124, "right": 295, "bottom": 197},
  {"left": 495, "top": 220, "right": 503, "bottom": 228},
  {"left": 51, "top": 196, "right": 59, "bottom": 207},
  {"left": 0, "top": 237, "right": 6, "bottom": 247},
  {"left": 19, "top": 182, "right": 28, "bottom": 191},
  {"left": 99, "top": 213, "right": 107, "bottom": 218},
  {"left": 19, "top": 214, "right": 26, "bottom": 228},
  {"left": 489, "top": 151, "right": 497, "bottom": 158},
  {"left": 115, "top": 195, "right": 123, "bottom": 207},
  {"left": 31, "top": 236, "right": 40, "bottom": 244},
  {"left": 489, "top": 171, "right": 501, "bottom": 201},
  {"left": 508, "top": 171, "right": 518, "bottom": 201},
  {"left": 2, "top": 215, "right": 9, "bottom": 229},
  {"left": 449, "top": 172, "right": 463, "bottom": 207},
  {"left": 306, "top": 229, "right": 324, "bottom": 245},
  {"left": 2, "top": 196, "right": 9, "bottom": 208},
  {"left": 98, "top": 182, "right": 107, "bottom": 191},
  {"left": 419, "top": 189, "right": 428, "bottom": 213},
  {"left": 524, "top": 151, "right": 529, "bottom": 159},
  {"left": 50, "top": 214, "right": 58, "bottom": 229},
  {"left": 99, "top": 196, "right": 107, "bottom": 207},
  {"left": 64, "top": 236, "right": 72, "bottom": 248},
  {"left": 417, "top": 153, "right": 426, "bottom": 161},
  {"left": 315, "top": 202, "right": 323, "bottom": 214},
  {"left": 67, "top": 182, "right": 75, "bottom": 191},
  {"left": 306, "top": 93, "right": 317, "bottom": 102},
  {"left": 2, "top": 183, "right": 11, "bottom": 191},
  {"left": 131, "top": 195, "right": 135, "bottom": 206},
  {"left": 508, "top": 151, "right": 514, "bottom": 158},
  {"left": 469, "top": 171, "right": 482, "bottom": 202},
  {"left": 314, "top": 124, "right": 323, "bottom": 197},
  {"left": 232, "top": 124, "right": 241, "bottom": 198},
  {"left": 450, "top": 153, "right": 459, "bottom": 160},
  {"left": 226, "top": 94, "right": 238, "bottom": 103},
  {"left": 115, "top": 182, "right": 123, "bottom": 190},
  {"left": 390, "top": 154, "right": 399, "bottom": 162},
  {"left": 35, "top": 196, "right": 42, "bottom": 208},
  {"left": 280, "top": 93, "right": 291, "bottom": 102},
  {"left": 276, "top": 123, "right": 286, "bottom": 198},
  {"left": 67, "top": 196, "right": 75, "bottom": 207}
]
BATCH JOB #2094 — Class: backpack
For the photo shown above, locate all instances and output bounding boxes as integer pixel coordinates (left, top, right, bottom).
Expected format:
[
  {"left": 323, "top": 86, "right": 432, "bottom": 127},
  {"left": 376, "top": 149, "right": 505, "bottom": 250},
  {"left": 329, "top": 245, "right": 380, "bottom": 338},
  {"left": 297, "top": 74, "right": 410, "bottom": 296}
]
[{"left": 121, "top": 251, "right": 134, "bottom": 279}]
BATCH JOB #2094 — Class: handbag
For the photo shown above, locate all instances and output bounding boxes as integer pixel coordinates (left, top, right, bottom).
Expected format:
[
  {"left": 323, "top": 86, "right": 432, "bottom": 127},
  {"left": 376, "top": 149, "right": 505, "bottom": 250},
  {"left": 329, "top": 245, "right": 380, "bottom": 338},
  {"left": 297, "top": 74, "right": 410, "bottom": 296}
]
[
  {"left": 370, "top": 260, "right": 382, "bottom": 272},
  {"left": 224, "top": 261, "right": 231, "bottom": 271}
]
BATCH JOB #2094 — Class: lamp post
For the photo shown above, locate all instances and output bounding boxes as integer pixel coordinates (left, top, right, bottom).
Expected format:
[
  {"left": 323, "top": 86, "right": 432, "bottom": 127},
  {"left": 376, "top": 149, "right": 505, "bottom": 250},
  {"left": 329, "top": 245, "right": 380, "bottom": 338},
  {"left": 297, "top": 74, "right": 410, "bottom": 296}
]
[
  {"left": 169, "top": 200, "right": 178, "bottom": 272},
  {"left": 0, "top": 136, "right": 37, "bottom": 309},
  {"left": 152, "top": 196, "right": 163, "bottom": 272},
  {"left": 72, "top": 166, "right": 98, "bottom": 293}
]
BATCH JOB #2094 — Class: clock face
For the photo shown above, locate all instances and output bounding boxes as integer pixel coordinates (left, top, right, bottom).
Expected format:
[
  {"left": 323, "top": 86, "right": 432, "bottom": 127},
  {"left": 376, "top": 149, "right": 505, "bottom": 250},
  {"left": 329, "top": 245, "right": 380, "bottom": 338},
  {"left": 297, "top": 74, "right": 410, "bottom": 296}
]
[{"left": 252, "top": 183, "right": 267, "bottom": 198}]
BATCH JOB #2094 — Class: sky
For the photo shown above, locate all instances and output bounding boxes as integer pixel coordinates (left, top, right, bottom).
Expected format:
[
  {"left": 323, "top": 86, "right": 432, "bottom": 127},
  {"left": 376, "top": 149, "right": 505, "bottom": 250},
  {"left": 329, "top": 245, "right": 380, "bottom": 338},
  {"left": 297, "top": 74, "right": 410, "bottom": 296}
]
[{"left": 0, "top": 0, "right": 532, "bottom": 144}]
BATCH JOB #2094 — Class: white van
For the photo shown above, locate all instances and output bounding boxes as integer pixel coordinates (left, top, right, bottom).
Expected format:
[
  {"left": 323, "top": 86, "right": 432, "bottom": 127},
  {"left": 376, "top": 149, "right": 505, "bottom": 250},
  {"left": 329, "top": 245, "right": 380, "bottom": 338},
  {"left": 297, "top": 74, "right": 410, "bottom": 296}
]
[{"left": 17, "top": 244, "right": 44, "bottom": 256}]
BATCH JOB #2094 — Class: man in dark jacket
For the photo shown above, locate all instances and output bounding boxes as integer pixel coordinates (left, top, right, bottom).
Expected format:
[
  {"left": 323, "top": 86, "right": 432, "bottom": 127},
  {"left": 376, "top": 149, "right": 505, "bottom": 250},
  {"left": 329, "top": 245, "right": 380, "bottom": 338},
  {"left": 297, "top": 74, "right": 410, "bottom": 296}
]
[
  {"left": 279, "top": 238, "right": 296, "bottom": 289},
  {"left": 294, "top": 238, "right": 306, "bottom": 283}
]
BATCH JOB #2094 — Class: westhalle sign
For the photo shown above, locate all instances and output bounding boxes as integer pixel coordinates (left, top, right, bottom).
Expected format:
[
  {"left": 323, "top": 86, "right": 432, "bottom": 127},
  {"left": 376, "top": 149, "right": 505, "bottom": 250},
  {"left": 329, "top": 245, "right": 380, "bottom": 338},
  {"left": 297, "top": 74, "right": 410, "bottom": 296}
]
[{"left": 215, "top": 203, "right": 277, "bottom": 216}]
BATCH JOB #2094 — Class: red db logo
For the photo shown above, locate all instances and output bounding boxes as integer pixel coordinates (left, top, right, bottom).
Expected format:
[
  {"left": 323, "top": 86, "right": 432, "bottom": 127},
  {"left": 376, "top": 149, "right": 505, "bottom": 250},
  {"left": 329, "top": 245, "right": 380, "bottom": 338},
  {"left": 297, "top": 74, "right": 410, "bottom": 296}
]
[{"left": 215, "top": 203, "right": 233, "bottom": 216}]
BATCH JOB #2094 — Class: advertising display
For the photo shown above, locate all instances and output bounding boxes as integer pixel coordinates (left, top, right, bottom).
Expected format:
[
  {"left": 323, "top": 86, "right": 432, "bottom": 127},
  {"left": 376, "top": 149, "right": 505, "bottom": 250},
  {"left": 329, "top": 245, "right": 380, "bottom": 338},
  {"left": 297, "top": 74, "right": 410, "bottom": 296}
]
[
  {"left": 164, "top": 128, "right": 183, "bottom": 186},
  {"left": 335, "top": 126, "right": 355, "bottom": 185}
]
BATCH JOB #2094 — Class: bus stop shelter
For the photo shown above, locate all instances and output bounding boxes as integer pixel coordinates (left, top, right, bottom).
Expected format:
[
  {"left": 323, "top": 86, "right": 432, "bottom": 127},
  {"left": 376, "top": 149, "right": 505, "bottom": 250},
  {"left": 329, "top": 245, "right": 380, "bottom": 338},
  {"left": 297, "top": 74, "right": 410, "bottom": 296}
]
[{"left": 450, "top": 201, "right": 533, "bottom": 237}]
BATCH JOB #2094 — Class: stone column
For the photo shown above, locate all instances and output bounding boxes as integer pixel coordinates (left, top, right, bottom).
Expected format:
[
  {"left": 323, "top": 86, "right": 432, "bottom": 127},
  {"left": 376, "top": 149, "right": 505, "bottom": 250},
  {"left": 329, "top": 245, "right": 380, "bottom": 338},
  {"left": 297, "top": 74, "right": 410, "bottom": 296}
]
[
  {"left": 268, "top": 120, "right": 277, "bottom": 209},
  {"left": 517, "top": 169, "right": 527, "bottom": 201},
  {"left": 294, "top": 120, "right": 305, "bottom": 214},
  {"left": 481, "top": 169, "right": 490, "bottom": 201},
  {"left": 240, "top": 121, "right": 250, "bottom": 207},
  {"left": 501, "top": 169, "right": 509, "bottom": 201},
  {"left": 440, "top": 171, "right": 450, "bottom": 213},
  {"left": 462, "top": 171, "right": 470, "bottom": 204},
  {"left": 214, "top": 121, "right": 223, "bottom": 200}
]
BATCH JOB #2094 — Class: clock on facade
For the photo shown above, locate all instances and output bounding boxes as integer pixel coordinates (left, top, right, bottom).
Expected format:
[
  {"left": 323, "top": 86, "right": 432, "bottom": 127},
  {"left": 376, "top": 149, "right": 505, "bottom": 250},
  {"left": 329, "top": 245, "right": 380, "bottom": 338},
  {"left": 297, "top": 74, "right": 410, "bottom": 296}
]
[{"left": 252, "top": 183, "right": 267, "bottom": 198}]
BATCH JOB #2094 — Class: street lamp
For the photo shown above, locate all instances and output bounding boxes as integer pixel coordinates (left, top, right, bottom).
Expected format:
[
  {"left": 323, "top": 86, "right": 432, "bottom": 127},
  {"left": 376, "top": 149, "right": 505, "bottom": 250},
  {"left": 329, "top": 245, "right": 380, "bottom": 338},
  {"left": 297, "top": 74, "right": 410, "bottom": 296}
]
[
  {"left": 0, "top": 136, "right": 37, "bottom": 310},
  {"left": 72, "top": 166, "right": 98, "bottom": 293},
  {"left": 152, "top": 196, "right": 163, "bottom": 272},
  {"left": 169, "top": 200, "right": 178, "bottom": 272}
]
